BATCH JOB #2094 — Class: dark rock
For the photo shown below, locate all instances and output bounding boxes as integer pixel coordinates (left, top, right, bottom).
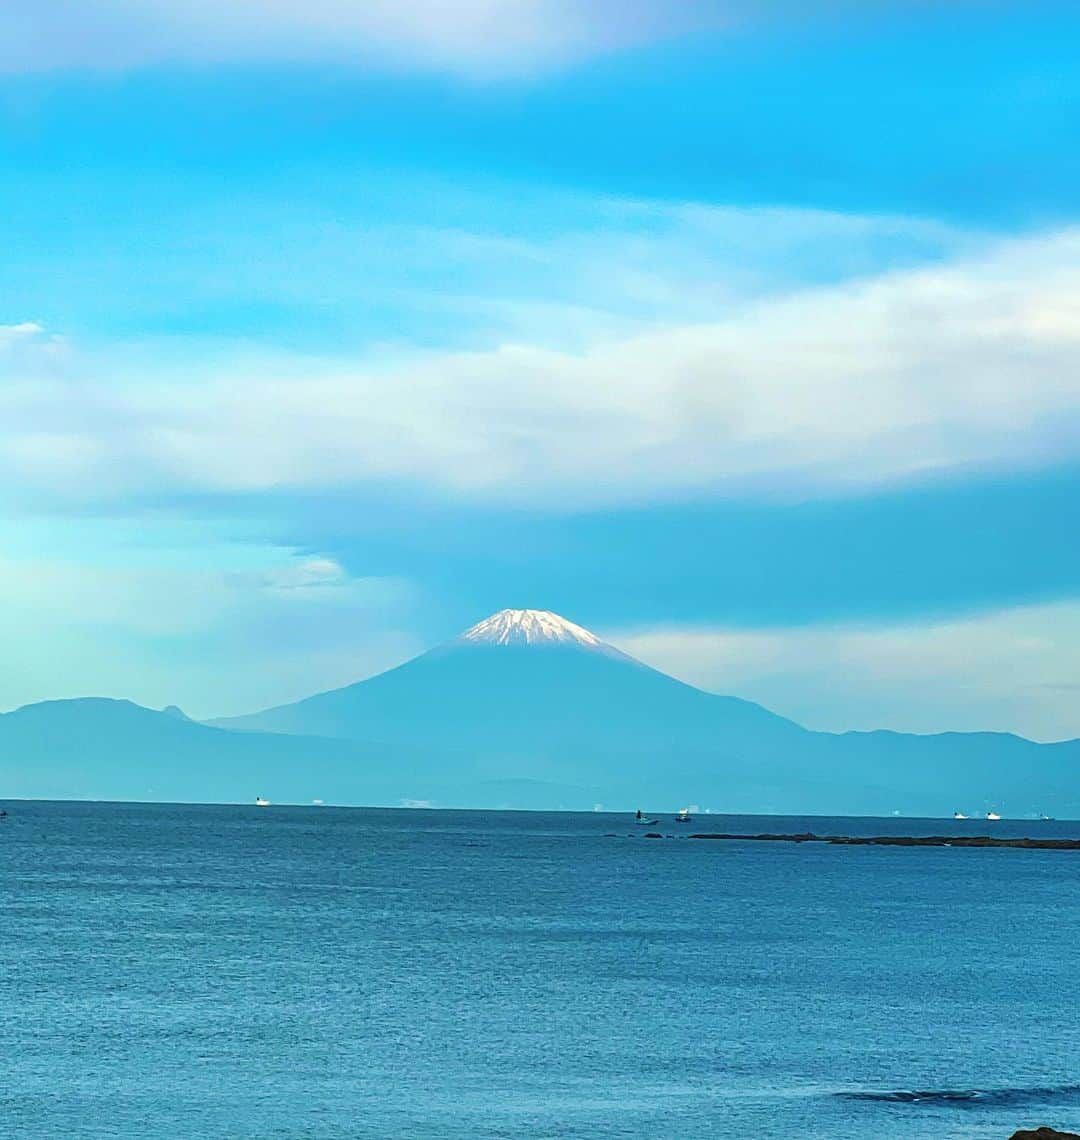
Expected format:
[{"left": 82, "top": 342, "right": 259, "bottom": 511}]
[
  {"left": 687, "top": 833, "right": 1080, "bottom": 851},
  {"left": 1010, "top": 1129, "right": 1080, "bottom": 1139},
  {"left": 644, "top": 832, "right": 663, "bottom": 838}
]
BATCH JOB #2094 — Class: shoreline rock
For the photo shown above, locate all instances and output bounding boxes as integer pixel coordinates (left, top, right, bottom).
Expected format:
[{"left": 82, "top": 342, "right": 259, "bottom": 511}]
[{"left": 686, "top": 832, "right": 1080, "bottom": 850}]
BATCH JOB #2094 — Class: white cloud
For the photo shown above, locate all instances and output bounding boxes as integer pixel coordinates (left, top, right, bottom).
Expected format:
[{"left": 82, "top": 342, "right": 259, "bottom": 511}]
[
  {"left": 1, "top": 224, "right": 1078, "bottom": 511},
  {"left": 0, "top": 322, "right": 44, "bottom": 340},
  {"left": 612, "top": 600, "right": 1080, "bottom": 742},
  {"left": 257, "top": 556, "right": 350, "bottom": 592}
]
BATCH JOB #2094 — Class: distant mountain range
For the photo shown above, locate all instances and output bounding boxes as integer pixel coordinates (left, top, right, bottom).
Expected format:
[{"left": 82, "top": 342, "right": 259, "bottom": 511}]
[{"left": 3, "top": 609, "right": 1078, "bottom": 815}]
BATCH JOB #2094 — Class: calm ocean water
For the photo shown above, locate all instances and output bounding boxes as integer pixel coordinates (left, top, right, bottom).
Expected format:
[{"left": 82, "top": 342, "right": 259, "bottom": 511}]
[{"left": 2, "top": 801, "right": 1078, "bottom": 1139}]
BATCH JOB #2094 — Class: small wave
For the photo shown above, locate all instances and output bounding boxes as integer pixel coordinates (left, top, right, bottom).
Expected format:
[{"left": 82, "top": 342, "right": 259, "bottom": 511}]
[{"left": 837, "top": 1084, "right": 1080, "bottom": 1108}]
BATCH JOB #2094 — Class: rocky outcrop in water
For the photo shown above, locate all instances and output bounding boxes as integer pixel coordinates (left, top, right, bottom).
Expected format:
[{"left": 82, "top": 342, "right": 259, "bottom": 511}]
[
  {"left": 1009, "top": 1129, "right": 1080, "bottom": 1139},
  {"left": 687, "top": 833, "right": 1080, "bottom": 850}
]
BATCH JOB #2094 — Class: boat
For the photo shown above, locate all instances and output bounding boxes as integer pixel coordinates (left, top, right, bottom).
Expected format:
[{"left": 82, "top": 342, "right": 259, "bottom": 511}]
[
  {"left": 675, "top": 808, "right": 693, "bottom": 823},
  {"left": 634, "top": 810, "right": 659, "bottom": 825},
  {"left": 255, "top": 797, "right": 270, "bottom": 807},
  {"left": 985, "top": 811, "right": 1001, "bottom": 821},
  {"left": 953, "top": 812, "right": 968, "bottom": 820}
]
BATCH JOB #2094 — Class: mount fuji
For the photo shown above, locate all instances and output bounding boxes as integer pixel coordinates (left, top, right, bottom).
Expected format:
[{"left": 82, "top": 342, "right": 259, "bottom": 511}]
[
  {"left": 214, "top": 609, "right": 801, "bottom": 756},
  {"left": 207, "top": 609, "right": 1080, "bottom": 816}
]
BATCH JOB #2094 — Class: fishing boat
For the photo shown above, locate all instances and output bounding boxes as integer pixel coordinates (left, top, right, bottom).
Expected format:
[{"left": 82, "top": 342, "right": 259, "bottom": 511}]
[
  {"left": 255, "top": 797, "right": 270, "bottom": 808},
  {"left": 953, "top": 812, "right": 968, "bottom": 820},
  {"left": 634, "top": 810, "right": 659, "bottom": 825},
  {"left": 675, "top": 808, "right": 693, "bottom": 823},
  {"left": 985, "top": 811, "right": 1001, "bottom": 821}
]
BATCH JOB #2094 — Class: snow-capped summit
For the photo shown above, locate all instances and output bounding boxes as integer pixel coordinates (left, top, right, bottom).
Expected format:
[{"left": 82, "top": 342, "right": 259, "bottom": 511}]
[{"left": 459, "top": 608, "right": 607, "bottom": 650}]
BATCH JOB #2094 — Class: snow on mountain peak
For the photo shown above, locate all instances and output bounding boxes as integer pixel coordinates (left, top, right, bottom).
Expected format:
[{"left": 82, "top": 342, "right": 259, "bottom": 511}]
[{"left": 459, "top": 609, "right": 606, "bottom": 650}]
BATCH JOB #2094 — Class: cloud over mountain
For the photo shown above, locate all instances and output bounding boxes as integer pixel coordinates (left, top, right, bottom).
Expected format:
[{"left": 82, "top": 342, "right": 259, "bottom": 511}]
[{"left": 3, "top": 225, "right": 1079, "bottom": 511}]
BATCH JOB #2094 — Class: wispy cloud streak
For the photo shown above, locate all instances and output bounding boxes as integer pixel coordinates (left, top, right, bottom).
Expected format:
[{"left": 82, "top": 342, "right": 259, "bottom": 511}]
[
  {"left": 3, "top": 0, "right": 715, "bottom": 76},
  {"left": 3, "top": 1, "right": 977, "bottom": 77}
]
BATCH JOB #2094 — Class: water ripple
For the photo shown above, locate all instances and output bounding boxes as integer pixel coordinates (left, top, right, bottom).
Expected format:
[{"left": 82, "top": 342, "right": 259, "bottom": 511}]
[{"left": 837, "top": 1084, "right": 1080, "bottom": 1108}]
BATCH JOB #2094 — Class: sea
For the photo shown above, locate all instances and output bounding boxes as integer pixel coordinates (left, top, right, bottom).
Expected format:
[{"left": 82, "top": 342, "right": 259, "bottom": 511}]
[{"left": 2, "top": 801, "right": 1078, "bottom": 1139}]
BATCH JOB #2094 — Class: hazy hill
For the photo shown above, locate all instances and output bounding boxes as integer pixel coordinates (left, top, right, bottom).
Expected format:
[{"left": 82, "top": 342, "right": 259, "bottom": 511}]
[
  {"left": 0, "top": 695, "right": 609, "bottom": 808},
  {"left": 0, "top": 698, "right": 377, "bottom": 805}
]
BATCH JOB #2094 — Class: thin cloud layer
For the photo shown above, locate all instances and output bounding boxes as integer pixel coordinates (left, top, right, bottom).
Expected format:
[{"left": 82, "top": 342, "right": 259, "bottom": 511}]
[
  {"left": 4, "top": 0, "right": 716, "bottom": 76},
  {"left": 2, "top": 225, "right": 1078, "bottom": 511},
  {"left": 3, "top": 2, "right": 964, "bottom": 77},
  {"left": 613, "top": 600, "right": 1080, "bottom": 742}
]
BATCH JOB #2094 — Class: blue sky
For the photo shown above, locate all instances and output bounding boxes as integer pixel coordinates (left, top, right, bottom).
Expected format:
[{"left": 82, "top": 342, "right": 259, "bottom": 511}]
[{"left": 2, "top": 1, "right": 1079, "bottom": 738}]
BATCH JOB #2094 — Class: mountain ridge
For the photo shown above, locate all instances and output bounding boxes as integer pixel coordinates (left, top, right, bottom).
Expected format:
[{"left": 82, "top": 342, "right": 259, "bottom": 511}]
[{"left": 3, "top": 610, "right": 1079, "bottom": 815}]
